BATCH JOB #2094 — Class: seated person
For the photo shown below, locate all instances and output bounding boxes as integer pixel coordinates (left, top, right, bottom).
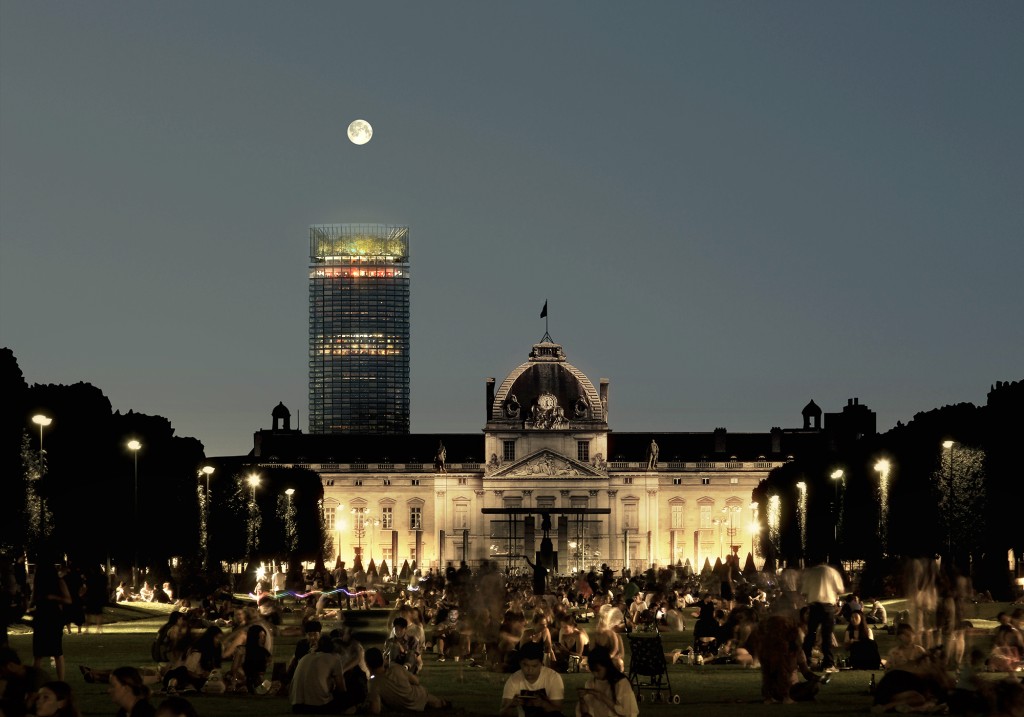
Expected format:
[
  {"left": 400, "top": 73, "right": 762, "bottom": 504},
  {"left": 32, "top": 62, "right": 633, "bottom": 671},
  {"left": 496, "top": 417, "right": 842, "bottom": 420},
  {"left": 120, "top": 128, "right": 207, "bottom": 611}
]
[
  {"left": 988, "top": 611, "right": 1023, "bottom": 674},
  {"left": 0, "top": 647, "right": 46, "bottom": 717},
  {"left": 576, "top": 645, "right": 638, "bottom": 717},
  {"left": 519, "top": 613, "right": 557, "bottom": 666},
  {"left": 553, "top": 616, "right": 589, "bottom": 672},
  {"left": 383, "top": 616, "right": 421, "bottom": 674},
  {"left": 139, "top": 583, "right": 156, "bottom": 603},
  {"left": 113, "top": 582, "right": 130, "bottom": 603},
  {"left": 154, "top": 584, "right": 173, "bottom": 604},
  {"left": 286, "top": 620, "right": 322, "bottom": 684},
  {"left": 885, "top": 624, "right": 927, "bottom": 672},
  {"left": 231, "top": 625, "right": 271, "bottom": 693},
  {"left": 499, "top": 641, "right": 565, "bottom": 717},
  {"left": 432, "top": 606, "right": 464, "bottom": 662},
  {"left": 844, "top": 611, "right": 881, "bottom": 670},
  {"left": 365, "top": 647, "right": 448, "bottom": 714},
  {"left": 291, "top": 638, "right": 360, "bottom": 714},
  {"left": 867, "top": 598, "right": 888, "bottom": 626}
]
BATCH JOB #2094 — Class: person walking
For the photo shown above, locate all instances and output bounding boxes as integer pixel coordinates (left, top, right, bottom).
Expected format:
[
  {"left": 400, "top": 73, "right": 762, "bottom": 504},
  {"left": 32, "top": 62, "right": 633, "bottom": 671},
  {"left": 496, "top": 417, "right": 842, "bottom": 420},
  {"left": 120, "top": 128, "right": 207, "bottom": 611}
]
[{"left": 800, "top": 560, "right": 844, "bottom": 673}]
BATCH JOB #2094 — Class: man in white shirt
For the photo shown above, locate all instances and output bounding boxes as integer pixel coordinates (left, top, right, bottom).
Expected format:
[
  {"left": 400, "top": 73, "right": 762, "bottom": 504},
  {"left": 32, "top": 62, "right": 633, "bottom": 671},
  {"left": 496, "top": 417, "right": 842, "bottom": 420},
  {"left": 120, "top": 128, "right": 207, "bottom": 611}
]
[
  {"left": 800, "top": 561, "right": 844, "bottom": 672},
  {"left": 499, "top": 642, "right": 565, "bottom": 717}
]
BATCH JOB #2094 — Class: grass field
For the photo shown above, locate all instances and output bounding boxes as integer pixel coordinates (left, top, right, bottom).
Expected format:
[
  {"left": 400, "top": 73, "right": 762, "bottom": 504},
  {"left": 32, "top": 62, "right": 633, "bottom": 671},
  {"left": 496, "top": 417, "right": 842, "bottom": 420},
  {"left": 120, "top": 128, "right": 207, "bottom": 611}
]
[{"left": 6, "top": 600, "right": 1015, "bottom": 716}]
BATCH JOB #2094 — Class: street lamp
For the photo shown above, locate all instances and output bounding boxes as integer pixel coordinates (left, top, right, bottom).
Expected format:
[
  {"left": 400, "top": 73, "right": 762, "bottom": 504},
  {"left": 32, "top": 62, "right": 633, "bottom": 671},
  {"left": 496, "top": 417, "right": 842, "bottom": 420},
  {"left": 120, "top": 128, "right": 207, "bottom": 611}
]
[
  {"left": 350, "top": 507, "right": 380, "bottom": 562},
  {"left": 830, "top": 469, "right": 844, "bottom": 560},
  {"left": 284, "top": 488, "right": 296, "bottom": 554},
  {"left": 32, "top": 414, "right": 52, "bottom": 458},
  {"left": 247, "top": 473, "right": 261, "bottom": 557},
  {"left": 30, "top": 414, "right": 52, "bottom": 542},
  {"left": 874, "top": 459, "right": 891, "bottom": 554},
  {"left": 722, "top": 505, "right": 741, "bottom": 555},
  {"left": 796, "top": 482, "right": 807, "bottom": 564},
  {"left": 127, "top": 440, "right": 142, "bottom": 585},
  {"left": 199, "top": 465, "right": 215, "bottom": 569},
  {"left": 942, "top": 441, "right": 955, "bottom": 560},
  {"left": 749, "top": 501, "right": 759, "bottom": 564},
  {"left": 767, "top": 495, "right": 781, "bottom": 560},
  {"left": 334, "top": 518, "right": 345, "bottom": 563},
  {"left": 712, "top": 518, "right": 724, "bottom": 558}
]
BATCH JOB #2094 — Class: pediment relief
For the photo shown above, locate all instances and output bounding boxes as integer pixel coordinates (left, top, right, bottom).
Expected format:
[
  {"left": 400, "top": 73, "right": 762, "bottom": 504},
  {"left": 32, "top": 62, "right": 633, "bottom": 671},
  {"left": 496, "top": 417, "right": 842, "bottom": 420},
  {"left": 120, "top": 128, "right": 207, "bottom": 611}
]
[{"left": 491, "top": 449, "right": 605, "bottom": 478}]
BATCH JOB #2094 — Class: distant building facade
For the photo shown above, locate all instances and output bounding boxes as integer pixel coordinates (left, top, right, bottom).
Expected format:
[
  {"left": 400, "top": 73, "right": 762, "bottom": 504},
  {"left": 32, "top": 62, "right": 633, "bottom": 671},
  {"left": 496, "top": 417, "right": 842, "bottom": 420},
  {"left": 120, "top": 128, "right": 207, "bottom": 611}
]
[
  {"left": 308, "top": 224, "right": 410, "bottom": 434},
  {"left": 259, "top": 336, "right": 875, "bottom": 572}
]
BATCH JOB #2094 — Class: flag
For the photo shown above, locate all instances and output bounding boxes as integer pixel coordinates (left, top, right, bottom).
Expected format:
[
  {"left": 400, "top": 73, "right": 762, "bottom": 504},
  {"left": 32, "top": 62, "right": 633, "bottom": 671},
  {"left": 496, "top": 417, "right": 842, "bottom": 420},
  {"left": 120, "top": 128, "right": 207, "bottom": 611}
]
[{"left": 540, "top": 301, "right": 548, "bottom": 319}]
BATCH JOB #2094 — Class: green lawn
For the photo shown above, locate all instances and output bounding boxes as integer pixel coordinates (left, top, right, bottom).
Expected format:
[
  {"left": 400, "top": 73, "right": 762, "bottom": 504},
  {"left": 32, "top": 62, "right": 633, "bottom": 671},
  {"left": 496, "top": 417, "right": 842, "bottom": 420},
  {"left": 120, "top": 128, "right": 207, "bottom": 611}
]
[{"left": 6, "top": 600, "right": 1014, "bottom": 717}]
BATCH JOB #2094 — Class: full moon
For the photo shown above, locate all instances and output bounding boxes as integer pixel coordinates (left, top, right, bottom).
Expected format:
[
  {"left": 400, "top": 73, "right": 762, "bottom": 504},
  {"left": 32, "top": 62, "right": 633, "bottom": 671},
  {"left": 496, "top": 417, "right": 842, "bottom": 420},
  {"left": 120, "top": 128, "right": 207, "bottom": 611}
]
[{"left": 347, "top": 119, "right": 373, "bottom": 145}]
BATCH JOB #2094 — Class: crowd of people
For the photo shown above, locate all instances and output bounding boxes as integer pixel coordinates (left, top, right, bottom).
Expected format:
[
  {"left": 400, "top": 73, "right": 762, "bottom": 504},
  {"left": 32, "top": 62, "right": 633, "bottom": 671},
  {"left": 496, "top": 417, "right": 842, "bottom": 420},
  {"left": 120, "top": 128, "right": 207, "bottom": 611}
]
[{"left": 2, "top": 554, "right": 1024, "bottom": 716}]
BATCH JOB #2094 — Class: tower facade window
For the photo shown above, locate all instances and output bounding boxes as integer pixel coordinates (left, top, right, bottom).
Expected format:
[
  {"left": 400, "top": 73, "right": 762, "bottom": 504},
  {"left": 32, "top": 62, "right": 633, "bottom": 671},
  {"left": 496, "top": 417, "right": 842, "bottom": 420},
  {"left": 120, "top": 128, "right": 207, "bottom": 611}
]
[{"left": 308, "top": 224, "right": 410, "bottom": 434}]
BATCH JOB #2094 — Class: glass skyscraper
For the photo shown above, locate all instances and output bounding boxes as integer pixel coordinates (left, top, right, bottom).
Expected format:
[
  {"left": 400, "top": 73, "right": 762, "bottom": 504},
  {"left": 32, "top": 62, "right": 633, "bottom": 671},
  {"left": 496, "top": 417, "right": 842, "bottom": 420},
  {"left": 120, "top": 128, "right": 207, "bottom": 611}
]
[{"left": 308, "top": 224, "right": 410, "bottom": 434}]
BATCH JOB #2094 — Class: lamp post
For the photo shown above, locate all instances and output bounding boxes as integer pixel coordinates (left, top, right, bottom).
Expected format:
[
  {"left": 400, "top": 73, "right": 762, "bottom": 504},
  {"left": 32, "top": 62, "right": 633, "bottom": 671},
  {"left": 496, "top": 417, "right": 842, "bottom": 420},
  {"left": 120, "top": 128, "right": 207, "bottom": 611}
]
[
  {"left": 749, "top": 501, "right": 759, "bottom": 564},
  {"left": 200, "top": 466, "right": 214, "bottom": 568},
  {"left": 30, "top": 414, "right": 52, "bottom": 542},
  {"left": 247, "top": 473, "right": 261, "bottom": 557},
  {"left": 334, "top": 519, "right": 344, "bottom": 563},
  {"left": 712, "top": 518, "right": 724, "bottom": 559},
  {"left": 942, "top": 441, "right": 954, "bottom": 561},
  {"left": 796, "top": 482, "right": 807, "bottom": 565},
  {"left": 284, "top": 488, "right": 296, "bottom": 554},
  {"left": 767, "top": 495, "right": 781, "bottom": 562},
  {"left": 127, "top": 440, "right": 142, "bottom": 585},
  {"left": 830, "top": 469, "right": 844, "bottom": 561},
  {"left": 874, "top": 460, "right": 890, "bottom": 555},
  {"left": 722, "top": 505, "right": 741, "bottom": 555},
  {"left": 350, "top": 507, "right": 380, "bottom": 563}
]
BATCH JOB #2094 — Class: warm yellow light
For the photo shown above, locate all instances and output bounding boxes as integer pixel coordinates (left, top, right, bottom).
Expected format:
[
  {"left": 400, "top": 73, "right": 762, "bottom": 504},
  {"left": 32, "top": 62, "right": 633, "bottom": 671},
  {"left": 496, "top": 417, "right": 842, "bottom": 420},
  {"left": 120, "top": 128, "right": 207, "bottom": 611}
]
[
  {"left": 796, "top": 481, "right": 807, "bottom": 491},
  {"left": 942, "top": 440, "right": 954, "bottom": 449},
  {"left": 32, "top": 414, "right": 52, "bottom": 427},
  {"left": 127, "top": 440, "right": 142, "bottom": 451},
  {"left": 285, "top": 488, "right": 295, "bottom": 496},
  {"left": 831, "top": 469, "right": 844, "bottom": 480},
  {"left": 749, "top": 501, "right": 758, "bottom": 510},
  {"left": 874, "top": 459, "right": 890, "bottom": 474},
  {"left": 247, "top": 474, "right": 261, "bottom": 488},
  {"left": 334, "top": 519, "right": 345, "bottom": 532},
  {"left": 201, "top": 465, "right": 215, "bottom": 476}
]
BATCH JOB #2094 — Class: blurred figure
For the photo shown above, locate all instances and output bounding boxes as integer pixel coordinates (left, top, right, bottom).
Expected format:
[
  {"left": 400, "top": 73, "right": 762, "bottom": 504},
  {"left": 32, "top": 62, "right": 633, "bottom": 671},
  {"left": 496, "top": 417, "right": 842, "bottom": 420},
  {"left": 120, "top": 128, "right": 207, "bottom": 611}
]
[
  {"left": 800, "top": 561, "right": 844, "bottom": 673},
  {"left": 30, "top": 563, "right": 72, "bottom": 680}
]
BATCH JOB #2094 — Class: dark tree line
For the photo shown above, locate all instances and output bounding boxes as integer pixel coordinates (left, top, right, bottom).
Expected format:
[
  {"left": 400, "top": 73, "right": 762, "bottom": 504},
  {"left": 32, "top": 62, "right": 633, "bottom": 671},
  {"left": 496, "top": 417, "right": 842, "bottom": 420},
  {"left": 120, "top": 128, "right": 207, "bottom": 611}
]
[
  {"left": 755, "top": 379, "right": 1024, "bottom": 598},
  {"left": 0, "top": 348, "right": 324, "bottom": 581}
]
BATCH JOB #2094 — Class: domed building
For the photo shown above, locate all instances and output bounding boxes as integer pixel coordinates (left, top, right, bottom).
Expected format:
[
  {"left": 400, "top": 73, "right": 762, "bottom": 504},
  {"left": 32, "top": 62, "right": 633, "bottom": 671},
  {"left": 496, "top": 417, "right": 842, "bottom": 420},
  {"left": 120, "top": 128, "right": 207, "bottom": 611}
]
[{"left": 248, "top": 335, "right": 874, "bottom": 573}]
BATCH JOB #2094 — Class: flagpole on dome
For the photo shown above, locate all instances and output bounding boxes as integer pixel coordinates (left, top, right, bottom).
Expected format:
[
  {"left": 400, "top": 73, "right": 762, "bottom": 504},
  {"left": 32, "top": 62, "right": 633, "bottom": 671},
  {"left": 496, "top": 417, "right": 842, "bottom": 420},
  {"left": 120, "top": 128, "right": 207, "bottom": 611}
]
[{"left": 540, "top": 300, "right": 553, "bottom": 343}]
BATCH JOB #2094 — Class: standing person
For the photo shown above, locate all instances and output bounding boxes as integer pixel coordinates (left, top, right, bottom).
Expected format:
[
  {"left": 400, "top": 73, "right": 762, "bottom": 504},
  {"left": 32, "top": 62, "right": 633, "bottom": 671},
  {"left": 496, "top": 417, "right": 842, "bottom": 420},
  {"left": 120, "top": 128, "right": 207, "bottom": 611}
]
[
  {"left": 108, "top": 667, "right": 155, "bottom": 717},
  {"left": 364, "top": 647, "right": 448, "bottom": 714},
  {"left": 575, "top": 645, "right": 638, "bottom": 717},
  {"left": 800, "top": 560, "right": 844, "bottom": 673},
  {"left": 499, "top": 641, "right": 564, "bottom": 717},
  {"left": 83, "top": 568, "right": 108, "bottom": 634},
  {"left": 30, "top": 563, "right": 71, "bottom": 681}
]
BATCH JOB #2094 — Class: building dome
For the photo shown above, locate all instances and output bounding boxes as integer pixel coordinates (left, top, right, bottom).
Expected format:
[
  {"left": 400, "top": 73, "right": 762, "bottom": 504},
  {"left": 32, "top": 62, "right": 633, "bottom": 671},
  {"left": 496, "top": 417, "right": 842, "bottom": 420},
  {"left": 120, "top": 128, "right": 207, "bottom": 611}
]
[
  {"left": 272, "top": 402, "right": 291, "bottom": 419},
  {"left": 490, "top": 339, "right": 604, "bottom": 429}
]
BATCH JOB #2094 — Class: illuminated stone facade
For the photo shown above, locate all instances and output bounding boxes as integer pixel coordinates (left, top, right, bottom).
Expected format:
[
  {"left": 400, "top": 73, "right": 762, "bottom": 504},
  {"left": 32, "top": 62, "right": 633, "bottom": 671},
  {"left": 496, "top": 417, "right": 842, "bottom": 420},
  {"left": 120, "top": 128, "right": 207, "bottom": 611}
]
[{"left": 256, "top": 337, "right": 873, "bottom": 572}]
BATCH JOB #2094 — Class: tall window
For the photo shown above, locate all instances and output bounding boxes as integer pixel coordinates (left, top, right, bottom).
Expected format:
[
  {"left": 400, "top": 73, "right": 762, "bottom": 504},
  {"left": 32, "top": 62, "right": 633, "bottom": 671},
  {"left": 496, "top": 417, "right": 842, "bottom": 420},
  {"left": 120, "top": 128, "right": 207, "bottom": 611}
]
[
  {"left": 381, "top": 506, "right": 393, "bottom": 529},
  {"left": 623, "top": 502, "right": 639, "bottom": 530},
  {"left": 671, "top": 503, "right": 684, "bottom": 529},
  {"left": 700, "top": 504, "right": 712, "bottom": 529},
  {"left": 409, "top": 506, "right": 422, "bottom": 530},
  {"left": 577, "top": 441, "right": 590, "bottom": 462},
  {"left": 324, "top": 506, "right": 336, "bottom": 530},
  {"left": 381, "top": 546, "right": 394, "bottom": 564},
  {"left": 454, "top": 502, "right": 469, "bottom": 530},
  {"left": 503, "top": 440, "right": 516, "bottom": 462}
]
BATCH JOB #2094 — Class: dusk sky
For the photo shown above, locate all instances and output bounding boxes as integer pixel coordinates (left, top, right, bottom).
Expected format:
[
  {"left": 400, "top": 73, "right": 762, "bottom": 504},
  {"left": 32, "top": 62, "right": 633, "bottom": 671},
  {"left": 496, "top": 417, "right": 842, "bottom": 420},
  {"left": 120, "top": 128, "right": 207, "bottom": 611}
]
[{"left": 2, "top": 3, "right": 1021, "bottom": 458}]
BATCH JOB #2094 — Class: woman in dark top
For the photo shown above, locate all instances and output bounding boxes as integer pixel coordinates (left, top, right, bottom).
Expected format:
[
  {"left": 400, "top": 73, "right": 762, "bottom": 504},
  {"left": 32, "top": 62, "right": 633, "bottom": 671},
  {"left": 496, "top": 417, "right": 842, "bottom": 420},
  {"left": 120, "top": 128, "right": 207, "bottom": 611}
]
[
  {"left": 232, "top": 624, "right": 271, "bottom": 693},
  {"left": 31, "top": 564, "right": 72, "bottom": 680},
  {"left": 108, "top": 667, "right": 155, "bottom": 717},
  {"left": 845, "top": 610, "right": 882, "bottom": 669}
]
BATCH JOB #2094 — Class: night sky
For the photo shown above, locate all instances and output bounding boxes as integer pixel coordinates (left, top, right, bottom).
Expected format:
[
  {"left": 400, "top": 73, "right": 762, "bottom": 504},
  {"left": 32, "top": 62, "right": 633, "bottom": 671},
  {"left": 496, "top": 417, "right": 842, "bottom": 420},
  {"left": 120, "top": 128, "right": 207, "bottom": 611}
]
[{"left": 1, "top": 2, "right": 1021, "bottom": 457}]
